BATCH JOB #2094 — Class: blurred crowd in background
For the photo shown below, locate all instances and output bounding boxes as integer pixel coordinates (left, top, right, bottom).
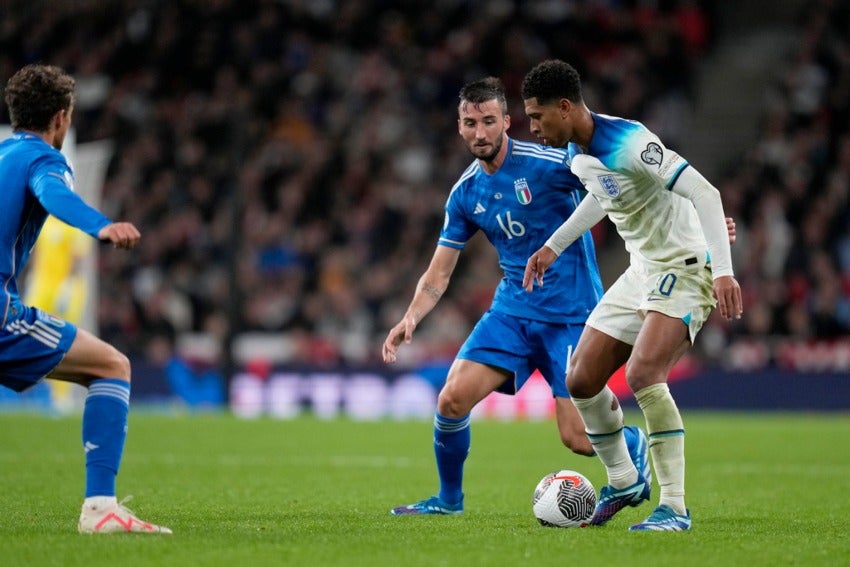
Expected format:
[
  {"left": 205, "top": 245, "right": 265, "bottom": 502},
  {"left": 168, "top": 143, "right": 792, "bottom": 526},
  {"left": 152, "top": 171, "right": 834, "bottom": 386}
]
[{"left": 1, "top": 0, "right": 848, "bottom": 375}]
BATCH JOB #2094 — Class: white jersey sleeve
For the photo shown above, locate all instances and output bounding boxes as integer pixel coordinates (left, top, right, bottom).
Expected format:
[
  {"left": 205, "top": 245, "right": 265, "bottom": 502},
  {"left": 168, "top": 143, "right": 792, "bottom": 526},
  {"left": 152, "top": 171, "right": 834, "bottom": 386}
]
[
  {"left": 568, "top": 114, "right": 713, "bottom": 272},
  {"left": 670, "top": 166, "right": 735, "bottom": 278}
]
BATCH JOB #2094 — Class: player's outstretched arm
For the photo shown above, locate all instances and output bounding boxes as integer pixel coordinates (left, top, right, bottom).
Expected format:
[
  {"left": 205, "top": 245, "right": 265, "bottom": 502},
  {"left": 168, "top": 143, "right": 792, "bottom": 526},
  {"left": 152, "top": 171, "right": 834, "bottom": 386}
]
[
  {"left": 97, "top": 222, "right": 141, "bottom": 250},
  {"left": 523, "top": 194, "right": 606, "bottom": 293},
  {"left": 382, "top": 246, "right": 460, "bottom": 363}
]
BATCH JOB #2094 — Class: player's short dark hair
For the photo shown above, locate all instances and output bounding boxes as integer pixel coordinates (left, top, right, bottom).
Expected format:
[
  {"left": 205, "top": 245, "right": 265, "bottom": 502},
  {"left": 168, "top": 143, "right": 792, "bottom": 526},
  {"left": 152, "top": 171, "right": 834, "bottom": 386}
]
[
  {"left": 459, "top": 77, "right": 508, "bottom": 115},
  {"left": 4, "top": 64, "right": 75, "bottom": 132},
  {"left": 521, "top": 60, "right": 582, "bottom": 104}
]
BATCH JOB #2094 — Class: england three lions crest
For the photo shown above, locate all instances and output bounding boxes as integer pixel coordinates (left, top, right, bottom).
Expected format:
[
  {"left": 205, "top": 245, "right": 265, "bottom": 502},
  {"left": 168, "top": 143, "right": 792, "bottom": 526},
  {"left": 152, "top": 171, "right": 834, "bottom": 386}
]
[
  {"left": 598, "top": 174, "right": 621, "bottom": 197},
  {"left": 514, "top": 178, "right": 532, "bottom": 205}
]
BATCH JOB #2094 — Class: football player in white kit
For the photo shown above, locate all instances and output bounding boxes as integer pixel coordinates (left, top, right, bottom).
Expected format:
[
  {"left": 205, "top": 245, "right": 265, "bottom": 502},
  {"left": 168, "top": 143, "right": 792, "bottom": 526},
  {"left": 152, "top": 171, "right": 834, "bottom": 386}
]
[{"left": 520, "top": 59, "right": 743, "bottom": 531}]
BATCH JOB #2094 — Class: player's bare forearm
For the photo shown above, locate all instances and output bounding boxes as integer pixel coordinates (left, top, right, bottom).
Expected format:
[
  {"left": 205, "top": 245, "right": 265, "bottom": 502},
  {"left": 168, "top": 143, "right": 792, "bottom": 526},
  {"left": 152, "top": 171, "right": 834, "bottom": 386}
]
[
  {"left": 403, "top": 279, "right": 446, "bottom": 329},
  {"left": 382, "top": 278, "right": 447, "bottom": 364},
  {"left": 421, "top": 282, "right": 443, "bottom": 303},
  {"left": 383, "top": 246, "right": 458, "bottom": 363}
]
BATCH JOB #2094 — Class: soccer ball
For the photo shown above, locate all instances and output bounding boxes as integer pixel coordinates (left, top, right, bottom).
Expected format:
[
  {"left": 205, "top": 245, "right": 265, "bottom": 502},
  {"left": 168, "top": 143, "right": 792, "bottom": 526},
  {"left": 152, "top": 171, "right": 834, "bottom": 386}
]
[{"left": 532, "top": 469, "right": 597, "bottom": 527}]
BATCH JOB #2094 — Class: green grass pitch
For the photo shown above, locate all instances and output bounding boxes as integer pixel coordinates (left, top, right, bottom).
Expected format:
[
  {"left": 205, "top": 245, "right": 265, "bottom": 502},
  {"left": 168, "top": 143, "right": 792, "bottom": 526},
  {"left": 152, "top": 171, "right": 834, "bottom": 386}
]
[{"left": 0, "top": 411, "right": 848, "bottom": 566}]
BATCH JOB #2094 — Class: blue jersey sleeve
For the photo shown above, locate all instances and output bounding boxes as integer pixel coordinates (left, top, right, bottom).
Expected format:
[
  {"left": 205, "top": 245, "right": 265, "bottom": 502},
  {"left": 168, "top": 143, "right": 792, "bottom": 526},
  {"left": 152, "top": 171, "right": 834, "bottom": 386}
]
[
  {"left": 29, "top": 154, "right": 112, "bottom": 238},
  {"left": 438, "top": 183, "right": 477, "bottom": 250}
]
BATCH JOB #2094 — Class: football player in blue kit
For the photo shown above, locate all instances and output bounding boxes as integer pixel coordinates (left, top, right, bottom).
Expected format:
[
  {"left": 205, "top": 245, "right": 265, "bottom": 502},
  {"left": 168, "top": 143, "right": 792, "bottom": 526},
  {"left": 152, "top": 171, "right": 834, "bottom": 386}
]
[
  {"left": 0, "top": 64, "right": 170, "bottom": 534},
  {"left": 382, "top": 77, "right": 651, "bottom": 515}
]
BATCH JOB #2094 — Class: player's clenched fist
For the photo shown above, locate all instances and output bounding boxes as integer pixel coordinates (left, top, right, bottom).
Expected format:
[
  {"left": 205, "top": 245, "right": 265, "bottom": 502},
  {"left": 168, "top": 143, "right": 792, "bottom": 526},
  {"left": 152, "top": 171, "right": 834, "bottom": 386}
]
[{"left": 98, "top": 222, "right": 141, "bottom": 250}]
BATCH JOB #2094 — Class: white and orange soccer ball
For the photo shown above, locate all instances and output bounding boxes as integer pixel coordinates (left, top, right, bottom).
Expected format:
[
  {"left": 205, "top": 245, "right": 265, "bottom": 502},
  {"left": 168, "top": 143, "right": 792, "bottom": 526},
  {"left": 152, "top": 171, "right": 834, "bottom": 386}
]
[{"left": 532, "top": 469, "right": 597, "bottom": 527}]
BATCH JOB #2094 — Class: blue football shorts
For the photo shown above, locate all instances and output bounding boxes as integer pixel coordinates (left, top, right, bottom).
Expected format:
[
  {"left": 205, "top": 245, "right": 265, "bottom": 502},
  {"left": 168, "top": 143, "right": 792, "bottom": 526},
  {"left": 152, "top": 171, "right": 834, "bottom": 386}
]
[
  {"left": 456, "top": 310, "right": 584, "bottom": 398},
  {"left": 0, "top": 302, "right": 77, "bottom": 392}
]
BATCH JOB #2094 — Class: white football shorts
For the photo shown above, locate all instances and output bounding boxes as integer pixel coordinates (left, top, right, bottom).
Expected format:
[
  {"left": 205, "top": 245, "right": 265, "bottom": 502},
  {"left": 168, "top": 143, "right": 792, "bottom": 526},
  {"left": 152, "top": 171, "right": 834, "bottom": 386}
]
[{"left": 586, "top": 258, "right": 715, "bottom": 345}]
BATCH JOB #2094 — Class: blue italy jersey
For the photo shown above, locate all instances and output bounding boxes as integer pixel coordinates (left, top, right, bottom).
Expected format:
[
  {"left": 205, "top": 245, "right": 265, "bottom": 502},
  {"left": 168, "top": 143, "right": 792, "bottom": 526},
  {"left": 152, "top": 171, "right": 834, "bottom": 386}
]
[
  {"left": 0, "top": 132, "right": 111, "bottom": 326},
  {"left": 439, "top": 138, "right": 603, "bottom": 323}
]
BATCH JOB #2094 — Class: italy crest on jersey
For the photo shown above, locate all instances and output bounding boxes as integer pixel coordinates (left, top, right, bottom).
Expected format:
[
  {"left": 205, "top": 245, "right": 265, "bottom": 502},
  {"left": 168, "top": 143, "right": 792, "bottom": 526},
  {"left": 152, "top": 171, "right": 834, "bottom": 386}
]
[
  {"left": 514, "top": 178, "right": 532, "bottom": 204},
  {"left": 598, "top": 174, "right": 621, "bottom": 197},
  {"left": 36, "top": 308, "right": 66, "bottom": 328}
]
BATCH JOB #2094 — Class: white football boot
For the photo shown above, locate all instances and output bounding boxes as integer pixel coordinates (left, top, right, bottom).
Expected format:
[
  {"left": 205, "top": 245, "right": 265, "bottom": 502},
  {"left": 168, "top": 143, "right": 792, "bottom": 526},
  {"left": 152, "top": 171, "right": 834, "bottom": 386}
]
[{"left": 78, "top": 496, "right": 172, "bottom": 534}]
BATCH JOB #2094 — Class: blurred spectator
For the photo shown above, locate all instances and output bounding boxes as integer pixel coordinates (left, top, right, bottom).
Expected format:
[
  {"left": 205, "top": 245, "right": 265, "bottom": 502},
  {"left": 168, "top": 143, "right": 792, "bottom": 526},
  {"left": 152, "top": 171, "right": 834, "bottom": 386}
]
[
  {"left": 704, "top": 0, "right": 850, "bottom": 354},
  {"left": 146, "top": 333, "right": 225, "bottom": 409}
]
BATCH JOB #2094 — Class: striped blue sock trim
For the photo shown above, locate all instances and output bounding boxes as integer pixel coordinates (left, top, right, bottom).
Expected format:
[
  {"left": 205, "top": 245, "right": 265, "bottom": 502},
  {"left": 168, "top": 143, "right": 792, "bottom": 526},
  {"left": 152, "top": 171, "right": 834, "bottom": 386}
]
[
  {"left": 648, "top": 429, "right": 685, "bottom": 439},
  {"left": 587, "top": 426, "right": 624, "bottom": 442},
  {"left": 434, "top": 413, "right": 471, "bottom": 433},
  {"left": 87, "top": 378, "right": 130, "bottom": 407}
]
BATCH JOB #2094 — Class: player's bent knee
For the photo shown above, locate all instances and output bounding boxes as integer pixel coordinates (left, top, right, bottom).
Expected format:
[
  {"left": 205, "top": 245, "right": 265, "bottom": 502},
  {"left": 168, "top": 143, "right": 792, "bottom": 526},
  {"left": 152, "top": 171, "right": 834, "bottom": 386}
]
[
  {"left": 624, "top": 358, "right": 661, "bottom": 392},
  {"left": 565, "top": 370, "right": 595, "bottom": 400},
  {"left": 105, "top": 347, "right": 132, "bottom": 382},
  {"left": 566, "top": 359, "right": 609, "bottom": 399},
  {"left": 436, "top": 389, "right": 472, "bottom": 418}
]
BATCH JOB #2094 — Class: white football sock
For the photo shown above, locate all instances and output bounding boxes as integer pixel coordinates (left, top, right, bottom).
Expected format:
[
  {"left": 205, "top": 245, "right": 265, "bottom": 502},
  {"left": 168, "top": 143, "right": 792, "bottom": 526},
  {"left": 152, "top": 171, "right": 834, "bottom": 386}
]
[
  {"left": 635, "top": 382, "right": 686, "bottom": 515},
  {"left": 572, "top": 386, "right": 636, "bottom": 488}
]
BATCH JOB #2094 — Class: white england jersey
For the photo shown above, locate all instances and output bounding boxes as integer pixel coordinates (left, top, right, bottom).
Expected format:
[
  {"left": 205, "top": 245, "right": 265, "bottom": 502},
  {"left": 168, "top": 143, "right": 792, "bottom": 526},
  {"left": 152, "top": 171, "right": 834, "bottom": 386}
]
[{"left": 568, "top": 113, "right": 709, "bottom": 272}]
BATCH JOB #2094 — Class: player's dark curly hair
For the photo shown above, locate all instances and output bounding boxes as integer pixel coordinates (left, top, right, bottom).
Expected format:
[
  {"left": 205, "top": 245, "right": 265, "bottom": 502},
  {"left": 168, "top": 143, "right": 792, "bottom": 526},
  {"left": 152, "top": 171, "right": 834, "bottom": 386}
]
[
  {"left": 521, "top": 60, "right": 583, "bottom": 104},
  {"left": 459, "top": 77, "right": 508, "bottom": 115},
  {"left": 4, "top": 64, "right": 75, "bottom": 132}
]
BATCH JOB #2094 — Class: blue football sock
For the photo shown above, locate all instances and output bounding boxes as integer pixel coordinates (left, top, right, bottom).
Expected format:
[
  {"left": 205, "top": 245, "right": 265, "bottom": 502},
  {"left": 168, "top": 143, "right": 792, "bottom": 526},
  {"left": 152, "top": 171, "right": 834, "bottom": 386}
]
[
  {"left": 82, "top": 379, "right": 130, "bottom": 498},
  {"left": 433, "top": 413, "right": 470, "bottom": 505}
]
